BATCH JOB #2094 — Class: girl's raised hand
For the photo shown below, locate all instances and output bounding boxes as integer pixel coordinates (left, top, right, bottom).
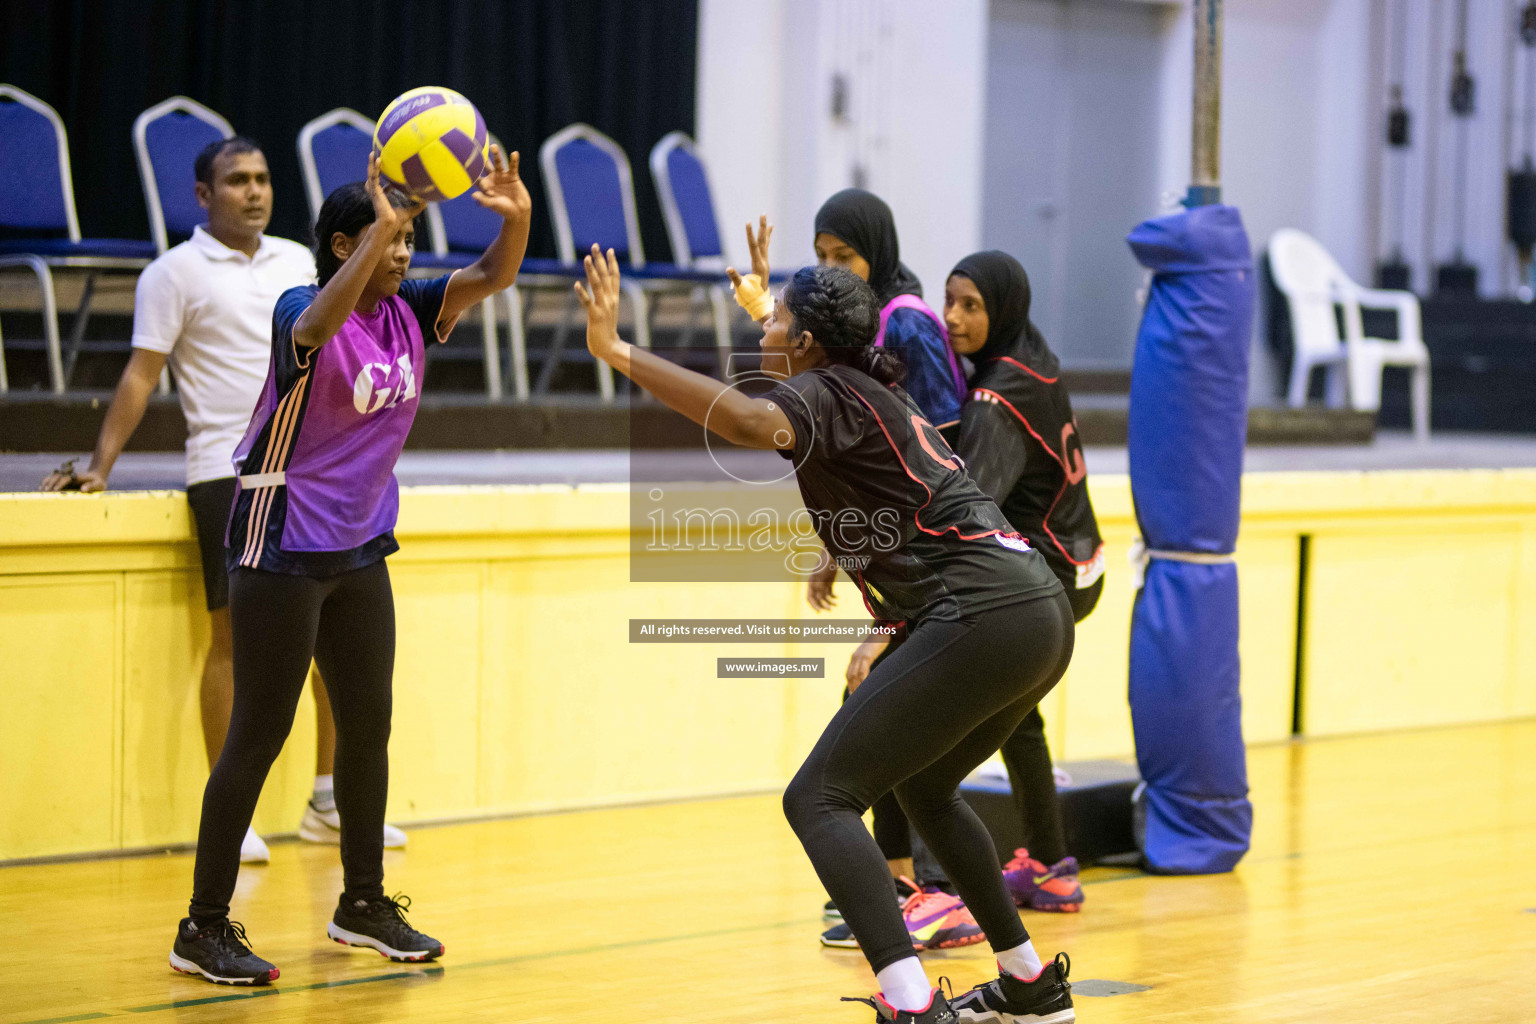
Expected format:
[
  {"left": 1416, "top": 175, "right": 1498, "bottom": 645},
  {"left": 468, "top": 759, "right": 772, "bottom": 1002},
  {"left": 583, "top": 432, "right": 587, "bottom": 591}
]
[
  {"left": 471, "top": 145, "right": 532, "bottom": 221},
  {"left": 366, "top": 151, "right": 426, "bottom": 231},
  {"left": 746, "top": 215, "right": 773, "bottom": 285},
  {"left": 574, "top": 244, "right": 624, "bottom": 362}
]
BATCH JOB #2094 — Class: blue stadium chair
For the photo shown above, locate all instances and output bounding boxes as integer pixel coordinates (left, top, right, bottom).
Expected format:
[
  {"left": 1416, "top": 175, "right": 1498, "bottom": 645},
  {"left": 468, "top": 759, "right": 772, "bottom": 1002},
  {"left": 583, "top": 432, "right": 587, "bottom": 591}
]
[
  {"left": 297, "top": 108, "right": 375, "bottom": 223},
  {"left": 134, "top": 96, "right": 234, "bottom": 255},
  {"left": 134, "top": 96, "right": 234, "bottom": 396},
  {"left": 415, "top": 132, "right": 537, "bottom": 401},
  {"left": 0, "top": 85, "right": 155, "bottom": 393},
  {"left": 300, "top": 109, "right": 511, "bottom": 399},
  {"left": 650, "top": 131, "right": 791, "bottom": 281},
  {"left": 541, "top": 124, "right": 730, "bottom": 397},
  {"left": 426, "top": 138, "right": 594, "bottom": 401}
]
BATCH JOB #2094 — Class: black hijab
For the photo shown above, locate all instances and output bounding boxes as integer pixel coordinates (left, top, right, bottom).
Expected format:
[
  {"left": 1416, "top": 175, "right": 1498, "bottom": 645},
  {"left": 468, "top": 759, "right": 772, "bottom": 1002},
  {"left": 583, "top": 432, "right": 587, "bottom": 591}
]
[
  {"left": 949, "top": 250, "right": 1060, "bottom": 377},
  {"left": 813, "top": 188, "right": 925, "bottom": 306}
]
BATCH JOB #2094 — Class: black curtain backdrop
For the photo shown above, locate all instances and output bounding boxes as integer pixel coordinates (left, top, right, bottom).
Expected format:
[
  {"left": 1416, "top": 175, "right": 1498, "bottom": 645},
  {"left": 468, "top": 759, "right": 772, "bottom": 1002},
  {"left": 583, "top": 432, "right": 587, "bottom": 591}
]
[{"left": 1, "top": 0, "right": 698, "bottom": 261}]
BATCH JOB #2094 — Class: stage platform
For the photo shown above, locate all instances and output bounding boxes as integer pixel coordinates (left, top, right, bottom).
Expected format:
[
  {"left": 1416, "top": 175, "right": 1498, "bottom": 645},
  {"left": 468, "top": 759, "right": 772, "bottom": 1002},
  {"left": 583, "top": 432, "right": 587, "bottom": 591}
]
[
  {"left": 0, "top": 390, "right": 1376, "bottom": 452},
  {"left": 4, "top": 429, "right": 1536, "bottom": 492}
]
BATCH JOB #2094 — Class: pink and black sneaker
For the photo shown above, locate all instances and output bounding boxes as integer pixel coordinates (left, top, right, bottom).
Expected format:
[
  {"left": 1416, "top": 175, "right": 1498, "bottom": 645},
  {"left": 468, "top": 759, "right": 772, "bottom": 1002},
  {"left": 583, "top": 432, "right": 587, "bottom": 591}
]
[{"left": 1002, "top": 849, "right": 1083, "bottom": 913}]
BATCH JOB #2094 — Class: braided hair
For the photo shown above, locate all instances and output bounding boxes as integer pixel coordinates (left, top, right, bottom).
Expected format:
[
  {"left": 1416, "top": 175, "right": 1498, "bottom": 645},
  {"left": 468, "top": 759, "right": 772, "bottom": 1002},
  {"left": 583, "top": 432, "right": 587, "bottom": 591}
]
[{"left": 782, "top": 265, "right": 905, "bottom": 387}]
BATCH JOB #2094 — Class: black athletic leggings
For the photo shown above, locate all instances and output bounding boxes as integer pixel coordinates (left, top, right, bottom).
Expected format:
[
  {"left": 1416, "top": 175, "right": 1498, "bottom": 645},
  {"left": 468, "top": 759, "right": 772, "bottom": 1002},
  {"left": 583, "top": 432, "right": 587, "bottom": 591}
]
[
  {"left": 872, "top": 578, "right": 1103, "bottom": 871},
  {"left": 784, "top": 591, "right": 1075, "bottom": 973},
  {"left": 189, "top": 561, "right": 395, "bottom": 922}
]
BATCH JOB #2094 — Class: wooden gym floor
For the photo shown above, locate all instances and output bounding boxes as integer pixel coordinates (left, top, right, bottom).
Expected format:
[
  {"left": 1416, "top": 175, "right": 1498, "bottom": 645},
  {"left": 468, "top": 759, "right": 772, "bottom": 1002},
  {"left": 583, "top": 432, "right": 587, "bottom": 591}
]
[{"left": 2, "top": 719, "right": 1533, "bottom": 1023}]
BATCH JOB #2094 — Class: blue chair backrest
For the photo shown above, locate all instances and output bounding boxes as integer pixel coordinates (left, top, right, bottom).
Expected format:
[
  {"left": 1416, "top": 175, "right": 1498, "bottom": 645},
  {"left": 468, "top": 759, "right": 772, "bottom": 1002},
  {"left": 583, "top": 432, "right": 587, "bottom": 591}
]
[
  {"left": 437, "top": 191, "right": 500, "bottom": 251},
  {"left": 665, "top": 145, "right": 722, "bottom": 261},
  {"left": 0, "top": 93, "right": 70, "bottom": 233},
  {"left": 553, "top": 137, "right": 631, "bottom": 260},
  {"left": 143, "top": 110, "right": 228, "bottom": 242},
  {"left": 313, "top": 121, "right": 373, "bottom": 204}
]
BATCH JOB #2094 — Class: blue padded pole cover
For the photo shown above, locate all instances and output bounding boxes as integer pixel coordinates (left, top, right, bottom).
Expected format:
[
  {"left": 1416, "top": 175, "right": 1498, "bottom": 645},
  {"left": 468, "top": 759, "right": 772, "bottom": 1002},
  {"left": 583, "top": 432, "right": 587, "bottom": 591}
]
[{"left": 1125, "top": 204, "right": 1255, "bottom": 874}]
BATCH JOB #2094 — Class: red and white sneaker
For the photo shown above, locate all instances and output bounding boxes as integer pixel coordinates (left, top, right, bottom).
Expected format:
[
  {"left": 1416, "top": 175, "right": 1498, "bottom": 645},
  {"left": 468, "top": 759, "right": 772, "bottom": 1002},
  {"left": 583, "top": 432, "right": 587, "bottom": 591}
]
[{"left": 1002, "top": 849, "right": 1083, "bottom": 913}]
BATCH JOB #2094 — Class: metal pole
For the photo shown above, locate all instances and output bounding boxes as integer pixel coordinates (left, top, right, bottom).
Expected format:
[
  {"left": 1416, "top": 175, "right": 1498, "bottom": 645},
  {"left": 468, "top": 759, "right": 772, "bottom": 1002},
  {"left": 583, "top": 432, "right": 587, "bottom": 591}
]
[{"left": 1189, "top": 0, "right": 1223, "bottom": 206}]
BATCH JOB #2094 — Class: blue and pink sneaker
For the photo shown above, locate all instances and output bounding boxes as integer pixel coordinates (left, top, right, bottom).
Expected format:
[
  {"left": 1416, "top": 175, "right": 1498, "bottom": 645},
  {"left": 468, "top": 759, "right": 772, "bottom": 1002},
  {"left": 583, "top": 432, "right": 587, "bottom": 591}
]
[{"left": 1002, "top": 849, "right": 1083, "bottom": 913}]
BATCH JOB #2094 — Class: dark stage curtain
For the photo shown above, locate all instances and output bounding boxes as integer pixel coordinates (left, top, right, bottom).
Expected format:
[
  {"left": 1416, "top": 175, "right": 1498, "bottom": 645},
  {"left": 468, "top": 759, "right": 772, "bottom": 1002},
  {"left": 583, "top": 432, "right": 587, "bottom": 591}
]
[{"left": 1, "top": 0, "right": 698, "bottom": 260}]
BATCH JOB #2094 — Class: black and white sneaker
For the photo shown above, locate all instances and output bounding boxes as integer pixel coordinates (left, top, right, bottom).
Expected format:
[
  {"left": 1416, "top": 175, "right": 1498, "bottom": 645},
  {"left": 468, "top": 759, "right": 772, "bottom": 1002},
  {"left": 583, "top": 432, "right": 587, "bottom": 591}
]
[
  {"left": 822, "top": 878, "right": 916, "bottom": 940},
  {"left": 328, "top": 893, "right": 444, "bottom": 962},
  {"left": 169, "top": 917, "right": 279, "bottom": 985},
  {"left": 821, "top": 921, "right": 859, "bottom": 948},
  {"left": 842, "top": 987, "right": 959, "bottom": 1023},
  {"left": 951, "top": 953, "right": 1074, "bottom": 1023}
]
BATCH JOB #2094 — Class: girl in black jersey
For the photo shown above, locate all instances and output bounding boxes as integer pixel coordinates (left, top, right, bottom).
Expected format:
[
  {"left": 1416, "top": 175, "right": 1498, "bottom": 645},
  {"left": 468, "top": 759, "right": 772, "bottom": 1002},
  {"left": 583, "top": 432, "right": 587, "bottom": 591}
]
[
  {"left": 944, "top": 250, "right": 1108, "bottom": 922},
  {"left": 947, "top": 251, "right": 1104, "bottom": 603},
  {"left": 576, "top": 246, "right": 1076, "bottom": 1024},
  {"left": 846, "top": 250, "right": 1108, "bottom": 928}
]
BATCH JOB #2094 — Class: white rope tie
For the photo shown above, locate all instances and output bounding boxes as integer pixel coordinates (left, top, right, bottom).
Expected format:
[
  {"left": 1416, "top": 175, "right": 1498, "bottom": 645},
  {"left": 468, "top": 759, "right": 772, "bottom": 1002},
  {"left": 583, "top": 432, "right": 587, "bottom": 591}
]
[{"left": 1128, "top": 537, "right": 1236, "bottom": 589}]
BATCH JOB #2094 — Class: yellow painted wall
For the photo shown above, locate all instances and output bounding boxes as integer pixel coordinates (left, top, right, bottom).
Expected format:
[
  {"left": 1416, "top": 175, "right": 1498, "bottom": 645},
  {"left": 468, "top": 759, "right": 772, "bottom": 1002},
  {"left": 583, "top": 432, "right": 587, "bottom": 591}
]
[{"left": 2, "top": 469, "right": 1534, "bottom": 861}]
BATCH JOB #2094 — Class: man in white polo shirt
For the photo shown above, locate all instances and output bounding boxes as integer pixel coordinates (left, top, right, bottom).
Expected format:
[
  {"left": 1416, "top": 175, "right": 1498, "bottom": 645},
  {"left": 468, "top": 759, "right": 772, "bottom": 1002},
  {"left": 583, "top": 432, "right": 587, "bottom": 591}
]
[{"left": 43, "top": 137, "right": 406, "bottom": 860}]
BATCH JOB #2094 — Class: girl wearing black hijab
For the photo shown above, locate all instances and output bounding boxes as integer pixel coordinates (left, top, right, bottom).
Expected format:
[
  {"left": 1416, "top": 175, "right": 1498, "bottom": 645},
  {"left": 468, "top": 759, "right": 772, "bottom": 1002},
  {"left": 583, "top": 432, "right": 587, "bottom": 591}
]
[
  {"left": 812, "top": 189, "right": 965, "bottom": 433},
  {"left": 833, "top": 252, "right": 1104, "bottom": 958},
  {"left": 946, "top": 252, "right": 1107, "bottom": 990},
  {"left": 946, "top": 250, "right": 1104, "bottom": 608},
  {"left": 747, "top": 191, "right": 965, "bottom": 437}
]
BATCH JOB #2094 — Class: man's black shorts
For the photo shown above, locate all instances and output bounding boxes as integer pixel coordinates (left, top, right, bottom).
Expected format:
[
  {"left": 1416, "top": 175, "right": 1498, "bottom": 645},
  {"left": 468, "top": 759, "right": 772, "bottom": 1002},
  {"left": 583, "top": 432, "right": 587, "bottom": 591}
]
[{"left": 186, "top": 477, "right": 237, "bottom": 612}]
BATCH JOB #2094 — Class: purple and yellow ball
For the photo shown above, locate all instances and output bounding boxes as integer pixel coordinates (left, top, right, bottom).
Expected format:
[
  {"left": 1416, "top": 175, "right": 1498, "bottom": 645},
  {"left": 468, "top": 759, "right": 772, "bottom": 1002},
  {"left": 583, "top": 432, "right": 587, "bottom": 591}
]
[{"left": 373, "top": 87, "right": 489, "bottom": 203}]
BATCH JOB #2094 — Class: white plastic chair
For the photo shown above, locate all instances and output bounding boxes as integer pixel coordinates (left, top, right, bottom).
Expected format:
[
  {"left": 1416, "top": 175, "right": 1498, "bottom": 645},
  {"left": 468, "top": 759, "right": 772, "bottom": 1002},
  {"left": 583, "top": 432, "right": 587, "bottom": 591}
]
[{"left": 1268, "top": 228, "right": 1430, "bottom": 440}]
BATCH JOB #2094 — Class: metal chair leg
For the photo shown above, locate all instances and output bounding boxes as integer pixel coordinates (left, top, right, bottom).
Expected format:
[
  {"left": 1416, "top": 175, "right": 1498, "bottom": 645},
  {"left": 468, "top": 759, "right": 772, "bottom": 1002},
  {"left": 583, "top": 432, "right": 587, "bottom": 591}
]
[
  {"left": 622, "top": 281, "right": 651, "bottom": 349},
  {"left": 480, "top": 295, "right": 503, "bottom": 399},
  {"left": 674, "top": 286, "right": 699, "bottom": 351},
  {"left": 0, "top": 255, "right": 64, "bottom": 394},
  {"left": 63, "top": 271, "right": 98, "bottom": 387},
  {"left": 502, "top": 286, "right": 529, "bottom": 401},
  {"left": 709, "top": 285, "right": 733, "bottom": 377},
  {"left": 536, "top": 290, "right": 578, "bottom": 397},
  {"left": 1411, "top": 362, "right": 1431, "bottom": 442},
  {"left": 1285, "top": 356, "right": 1310, "bottom": 408}
]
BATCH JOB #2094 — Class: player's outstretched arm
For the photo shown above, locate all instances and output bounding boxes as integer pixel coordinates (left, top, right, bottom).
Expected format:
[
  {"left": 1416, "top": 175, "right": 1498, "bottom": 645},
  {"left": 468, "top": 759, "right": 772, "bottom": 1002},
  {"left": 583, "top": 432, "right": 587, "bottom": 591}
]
[
  {"left": 293, "top": 152, "right": 425, "bottom": 349},
  {"left": 441, "top": 145, "right": 532, "bottom": 324},
  {"left": 575, "top": 245, "right": 794, "bottom": 451}
]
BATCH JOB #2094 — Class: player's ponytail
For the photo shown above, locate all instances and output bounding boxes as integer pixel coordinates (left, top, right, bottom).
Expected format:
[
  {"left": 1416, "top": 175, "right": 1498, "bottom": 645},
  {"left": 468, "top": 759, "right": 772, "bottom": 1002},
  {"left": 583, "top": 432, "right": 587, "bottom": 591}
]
[
  {"left": 782, "top": 265, "right": 904, "bottom": 387},
  {"left": 311, "top": 181, "right": 413, "bottom": 287}
]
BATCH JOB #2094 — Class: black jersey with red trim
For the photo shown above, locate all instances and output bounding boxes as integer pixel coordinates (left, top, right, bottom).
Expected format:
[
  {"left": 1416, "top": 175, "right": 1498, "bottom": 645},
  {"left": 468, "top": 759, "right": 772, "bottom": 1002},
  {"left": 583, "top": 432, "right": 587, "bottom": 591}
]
[
  {"left": 766, "top": 364, "right": 1061, "bottom": 626},
  {"left": 957, "top": 355, "right": 1105, "bottom": 590}
]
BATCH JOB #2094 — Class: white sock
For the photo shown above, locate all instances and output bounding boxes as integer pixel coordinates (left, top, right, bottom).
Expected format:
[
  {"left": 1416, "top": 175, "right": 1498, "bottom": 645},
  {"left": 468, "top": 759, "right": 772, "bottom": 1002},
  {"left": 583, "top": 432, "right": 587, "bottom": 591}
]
[
  {"left": 996, "top": 939, "right": 1043, "bottom": 981},
  {"left": 875, "top": 956, "right": 933, "bottom": 1012},
  {"left": 311, "top": 774, "right": 335, "bottom": 811}
]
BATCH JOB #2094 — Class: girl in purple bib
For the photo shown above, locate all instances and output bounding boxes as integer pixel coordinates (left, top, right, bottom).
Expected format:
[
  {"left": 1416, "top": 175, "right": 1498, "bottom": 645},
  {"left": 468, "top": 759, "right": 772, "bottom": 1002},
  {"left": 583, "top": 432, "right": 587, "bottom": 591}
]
[{"left": 170, "top": 149, "right": 532, "bottom": 986}]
